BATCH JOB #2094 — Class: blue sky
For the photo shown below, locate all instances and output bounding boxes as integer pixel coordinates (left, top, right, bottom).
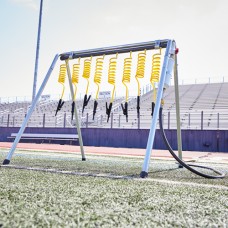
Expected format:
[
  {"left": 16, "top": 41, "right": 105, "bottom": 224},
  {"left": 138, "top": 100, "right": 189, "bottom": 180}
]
[{"left": 1, "top": 0, "right": 228, "bottom": 99}]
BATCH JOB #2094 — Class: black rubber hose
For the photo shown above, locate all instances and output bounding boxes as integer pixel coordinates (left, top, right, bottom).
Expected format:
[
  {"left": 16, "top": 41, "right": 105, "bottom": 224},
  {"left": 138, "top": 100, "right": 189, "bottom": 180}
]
[{"left": 159, "top": 107, "right": 225, "bottom": 179}]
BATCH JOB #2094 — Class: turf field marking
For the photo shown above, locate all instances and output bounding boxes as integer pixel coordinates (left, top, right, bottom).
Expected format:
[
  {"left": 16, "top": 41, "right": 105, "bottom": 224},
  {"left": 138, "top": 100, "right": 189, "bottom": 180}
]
[
  {"left": 1, "top": 165, "right": 227, "bottom": 190},
  {"left": 139, "top": 178, "right": 228, "bottom": 190}
]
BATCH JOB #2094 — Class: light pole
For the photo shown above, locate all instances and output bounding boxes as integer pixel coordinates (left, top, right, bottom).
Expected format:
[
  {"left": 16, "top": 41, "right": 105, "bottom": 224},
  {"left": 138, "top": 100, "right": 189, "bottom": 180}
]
[{"left": 32, "top": 0, "right": 43, "bottom": 101}]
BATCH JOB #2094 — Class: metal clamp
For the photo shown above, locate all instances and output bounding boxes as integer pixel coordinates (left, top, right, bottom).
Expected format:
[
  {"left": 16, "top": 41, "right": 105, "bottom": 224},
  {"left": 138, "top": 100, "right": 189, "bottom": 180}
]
[{"left": 155, "top": 40, "right": 161, "bottom": 49}]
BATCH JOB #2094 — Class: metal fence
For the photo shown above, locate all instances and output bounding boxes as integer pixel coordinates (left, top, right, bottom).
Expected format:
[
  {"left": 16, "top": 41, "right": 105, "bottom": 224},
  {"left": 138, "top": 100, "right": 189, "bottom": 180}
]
[{"left": 1, "top": 110, "right": 228, "bottom": 130}]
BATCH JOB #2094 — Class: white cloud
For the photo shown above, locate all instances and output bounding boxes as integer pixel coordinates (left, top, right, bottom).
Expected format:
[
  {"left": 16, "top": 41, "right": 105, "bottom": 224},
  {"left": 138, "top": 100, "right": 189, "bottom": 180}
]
[{"left": 10, "top": 0, "right": 39, "bottom": 10}]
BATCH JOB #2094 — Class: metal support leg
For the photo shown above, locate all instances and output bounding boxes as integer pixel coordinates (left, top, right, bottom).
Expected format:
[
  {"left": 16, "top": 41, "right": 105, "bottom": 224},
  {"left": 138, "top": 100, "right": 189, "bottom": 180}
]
[
  {"left": 174, "top": 54, "right": 183, "bottom": 164},
  {"left": 3, "top": 54, "right": 59, "bottom": 164},
  {"left": 65, "top": 60, "right": 86, "bottom": 161},
  {"left": 140, "top": 40, "right": 173, "bottom": 177}
]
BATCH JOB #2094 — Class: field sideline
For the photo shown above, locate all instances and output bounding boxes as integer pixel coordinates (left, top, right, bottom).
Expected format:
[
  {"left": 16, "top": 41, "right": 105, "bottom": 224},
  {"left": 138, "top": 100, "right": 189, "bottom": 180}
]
[{"left": 0, "top": 144, "right": 227, "bottom": 227}]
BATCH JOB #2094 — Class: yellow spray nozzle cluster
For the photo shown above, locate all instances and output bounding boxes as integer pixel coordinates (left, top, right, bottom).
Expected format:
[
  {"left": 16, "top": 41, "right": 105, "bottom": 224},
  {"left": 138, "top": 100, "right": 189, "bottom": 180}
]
[
  {"left": 136, "top": 50, "right": 147, "bottom": 78},
  {"left": 82, "top": 57, "right": 92, "bottom": 95},
  {"left": 58, "top": 64, "right": 67, "bottom": 99},
  {"left": 94, "top": 55, "right": 105, "bottom": 100},
  {"left": 56, "top": 49, "right": 163, "bottom": 120},
  {"left": 150, "top": 48, "right": 162, "bottom": 103},
  {"left": 122, "top": 52, "right": 132, "bottom": 84},
  {"left": 150, "top": 48, "right": 162, "bottom": 84},
  {"left": 108, "top": 53, "right": 118, "bottom": 102},
  {"left": 136, "top": 50, "right": 147, "bottom": 96},
  {"left": 55, "top": 64, "right": 67, "bottom": 116},
  {"left": 72, "top": 59, "right": 80, "bottom": 84},
  {"left": 72, "top": 58, "right": 80, "bottom": 100},
  {"left": 122, "top": 52, "right": 132, "bottom": 102},
  {"left": 82, "top": 57, "right": 92, "bottom": 79}
]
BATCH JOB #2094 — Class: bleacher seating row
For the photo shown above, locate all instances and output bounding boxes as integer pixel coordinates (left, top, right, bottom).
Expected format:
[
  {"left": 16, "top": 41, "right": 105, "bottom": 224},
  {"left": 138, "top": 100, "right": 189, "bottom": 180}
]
[{"left": 1, "top": 82, "right": 228, "bottom": 130}]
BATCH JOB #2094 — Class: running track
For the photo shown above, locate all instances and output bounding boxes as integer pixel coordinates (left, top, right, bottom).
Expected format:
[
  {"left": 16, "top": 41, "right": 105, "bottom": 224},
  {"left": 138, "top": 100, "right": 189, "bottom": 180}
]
[{"left": 1, "top": 142, "right": 228, "bottom": 163}]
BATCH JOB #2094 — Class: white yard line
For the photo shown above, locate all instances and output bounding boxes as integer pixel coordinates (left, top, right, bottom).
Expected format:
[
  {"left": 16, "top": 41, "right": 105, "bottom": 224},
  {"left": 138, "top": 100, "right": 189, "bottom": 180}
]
[
  {"left": 139, "top": 178, "right": 228, "bottom": 190},
  {"left": 1, "top": 165, "right": 227, "bottom": 190}
]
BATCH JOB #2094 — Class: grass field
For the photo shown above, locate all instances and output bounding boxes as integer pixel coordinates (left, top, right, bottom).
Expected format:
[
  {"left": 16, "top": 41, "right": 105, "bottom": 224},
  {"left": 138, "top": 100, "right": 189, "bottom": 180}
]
[{"left": 0, "top": 149, "right": 227, "bottom": 227}]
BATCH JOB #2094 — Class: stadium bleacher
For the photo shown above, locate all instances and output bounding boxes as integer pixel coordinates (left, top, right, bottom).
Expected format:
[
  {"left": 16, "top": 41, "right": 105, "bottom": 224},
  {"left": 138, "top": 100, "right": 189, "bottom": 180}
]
[{"left": 1, "top": 82, "right": 228, "bottom": 130}]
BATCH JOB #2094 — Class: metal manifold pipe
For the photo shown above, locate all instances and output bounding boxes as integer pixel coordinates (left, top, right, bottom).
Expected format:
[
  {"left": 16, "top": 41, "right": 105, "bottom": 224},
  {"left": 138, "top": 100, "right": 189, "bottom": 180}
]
[{"left": 60, "top": 40, "right": 169, "bottom": 60}]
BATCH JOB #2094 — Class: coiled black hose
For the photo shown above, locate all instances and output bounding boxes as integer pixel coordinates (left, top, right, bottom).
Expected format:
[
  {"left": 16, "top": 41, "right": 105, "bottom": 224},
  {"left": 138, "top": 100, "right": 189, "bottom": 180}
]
[{"left": 159, "top": 107, "right": 225, "bottom": 179}]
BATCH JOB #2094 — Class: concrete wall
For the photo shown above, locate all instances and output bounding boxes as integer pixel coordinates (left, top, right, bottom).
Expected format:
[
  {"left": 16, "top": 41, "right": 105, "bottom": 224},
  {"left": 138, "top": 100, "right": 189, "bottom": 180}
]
[{"left": 0, "top": 127, "right": 227, "bottom": 152}]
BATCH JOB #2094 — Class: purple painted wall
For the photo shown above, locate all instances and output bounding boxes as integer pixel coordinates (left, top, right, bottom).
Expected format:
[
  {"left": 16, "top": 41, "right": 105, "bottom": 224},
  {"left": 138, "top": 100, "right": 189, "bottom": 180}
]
[{"left": 0, "top": 127, "right": 227, "bottom": 152}]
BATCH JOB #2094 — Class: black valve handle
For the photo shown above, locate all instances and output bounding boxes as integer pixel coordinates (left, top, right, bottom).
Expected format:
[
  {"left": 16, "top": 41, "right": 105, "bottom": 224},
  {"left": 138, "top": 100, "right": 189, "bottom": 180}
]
[
  {"left": 151, "top": 102, "right": 155, "bottom": 116},
  {"left": 82, "top": 94, "right": 91, "bottom": 114},
  {"left": 55, "top": 99, "right": 64, "bottom": 116},
  {"left": 106, "top": 102, "right": 113, "bottom": 122},
  {"left": 71, "top": 101, "right": 75, "bottom": 120},
  {"left": 93, "top": 100, "right": 98, "bottom": 120},
  {"left": 137, "top": 96, "right": 140, "bottom": 118},
  {"left": 121, "top": 102, "right": 128, "bottom": 122}
]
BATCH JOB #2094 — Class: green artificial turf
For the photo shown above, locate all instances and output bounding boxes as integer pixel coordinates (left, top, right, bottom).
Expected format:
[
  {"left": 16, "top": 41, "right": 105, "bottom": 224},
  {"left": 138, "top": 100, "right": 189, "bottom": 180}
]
[
  {"left": 0, "top": 149, "right": 227, "bottom": 186},
  {"left": 0, "top": 150, "right": 227, "bottom": 227}
]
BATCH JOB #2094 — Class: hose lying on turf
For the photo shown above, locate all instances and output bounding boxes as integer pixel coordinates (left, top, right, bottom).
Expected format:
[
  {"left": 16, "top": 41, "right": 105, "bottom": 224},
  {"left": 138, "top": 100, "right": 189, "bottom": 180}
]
[{"left": 159, "top": 107, "right": 225, "bottom": 179}]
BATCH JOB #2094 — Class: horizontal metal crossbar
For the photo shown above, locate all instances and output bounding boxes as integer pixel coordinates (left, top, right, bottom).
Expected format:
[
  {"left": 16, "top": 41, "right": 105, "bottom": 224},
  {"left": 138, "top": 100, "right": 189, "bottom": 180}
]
[{"left": 60, "top": 39, "right": 170, "bottom": 60}]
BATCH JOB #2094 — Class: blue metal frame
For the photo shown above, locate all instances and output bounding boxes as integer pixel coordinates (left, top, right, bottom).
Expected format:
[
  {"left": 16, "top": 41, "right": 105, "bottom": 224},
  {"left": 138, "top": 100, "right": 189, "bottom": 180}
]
[
  {"left": 140, "top": 40, "right": 176, "bottom": 177},
  {"left": 3, "top": 39, "right": 182, "bottom": 177},
  {"left": 3, "top": 54, "right": 59, "bottom": 164}
]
